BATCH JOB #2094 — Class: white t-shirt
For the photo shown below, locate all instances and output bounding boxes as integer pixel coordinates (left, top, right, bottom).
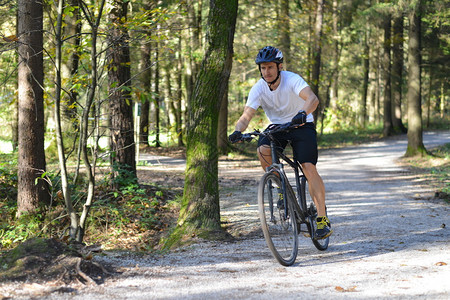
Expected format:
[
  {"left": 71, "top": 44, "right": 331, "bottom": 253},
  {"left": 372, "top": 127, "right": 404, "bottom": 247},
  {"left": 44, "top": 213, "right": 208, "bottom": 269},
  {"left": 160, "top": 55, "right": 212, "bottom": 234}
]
[{"left": 246, "top": 71, "right": 313, "bottom": 124}]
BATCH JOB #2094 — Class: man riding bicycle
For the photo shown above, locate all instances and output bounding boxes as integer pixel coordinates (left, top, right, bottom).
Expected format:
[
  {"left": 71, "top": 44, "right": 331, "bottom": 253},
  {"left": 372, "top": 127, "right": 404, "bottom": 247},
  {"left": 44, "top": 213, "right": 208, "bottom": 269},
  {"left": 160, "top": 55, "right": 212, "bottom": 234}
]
[{"left": 229, "top": 46, "right": 332, "bottom": 240}]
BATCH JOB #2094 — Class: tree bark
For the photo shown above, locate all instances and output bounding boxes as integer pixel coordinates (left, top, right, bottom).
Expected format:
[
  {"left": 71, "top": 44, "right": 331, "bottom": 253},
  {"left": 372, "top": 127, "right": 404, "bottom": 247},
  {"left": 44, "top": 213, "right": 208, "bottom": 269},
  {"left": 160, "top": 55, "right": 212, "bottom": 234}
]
[
  {"left": 217, "top": 84, "right": 228, "bottom": 155},
  {"left": 330, "top": 0, "right": 339, "bottom": 109},
  {"left": 107, "top": 0, "right": 136, "bottom": 184},
  {"left": 311, "top": 0, "right": 323, "bottom": 122},
  {"left": 382, "top": 13, "right": 393, "bottom": 137},
  {"left": 184, "top": 0, "right": 202, "bottom": 114},
  {"left": 175, "top": 37, "right": 184, "bottom": 147},
  {"left": 361, "top": 28, "right": 370, "bottom": 127},
  {"left": 391, "top": 14, "right": 407, "bottom": 133},
  {"left": 153, "top": 31, "right": 161, "bottom": 147},
  {"left": 166, "top": 0, "right": 238, "bottom": 248},
  {"left": 139, "top": 41, "right": 151, "bottom": 145},
  {"left": 17, "top": 0, "right": 50, "bottom": 217},
  {"left": 405, "top": 0, "right": 426, "bottom": 156},
  {"left": 279, "top": 0, "right": 291, "bottom": 64}
]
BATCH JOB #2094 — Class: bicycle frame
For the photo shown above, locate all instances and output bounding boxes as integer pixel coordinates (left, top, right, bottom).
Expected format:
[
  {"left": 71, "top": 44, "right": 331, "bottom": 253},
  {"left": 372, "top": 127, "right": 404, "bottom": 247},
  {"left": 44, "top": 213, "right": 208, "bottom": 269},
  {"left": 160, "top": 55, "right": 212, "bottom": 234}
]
[{"left": 266, "top": 137, "right": 307, "bottom": 223}]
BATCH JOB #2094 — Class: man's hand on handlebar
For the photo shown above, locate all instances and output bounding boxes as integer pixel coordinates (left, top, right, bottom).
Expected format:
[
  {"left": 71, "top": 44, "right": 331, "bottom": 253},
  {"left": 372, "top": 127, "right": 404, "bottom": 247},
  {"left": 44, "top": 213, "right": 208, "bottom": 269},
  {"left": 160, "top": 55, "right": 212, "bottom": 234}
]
[
  {"left": 291, "top": 110, "right": 307, "bottom": 125},
  {"left": 228, "top": 130, "right": 242, "bottom": 143}
]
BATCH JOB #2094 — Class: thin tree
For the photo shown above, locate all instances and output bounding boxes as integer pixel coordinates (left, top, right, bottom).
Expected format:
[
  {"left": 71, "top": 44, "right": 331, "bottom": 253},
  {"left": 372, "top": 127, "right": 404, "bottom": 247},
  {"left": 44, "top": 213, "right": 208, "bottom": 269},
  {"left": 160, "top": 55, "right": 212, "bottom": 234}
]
[
  {"left": 139, "top": 40, "right": 151, "bottom": 146},
  {"left": 153, "top": 29, "right": 161, "bottom": 147},
  {"left": 382, "top": 10, "right": 393, "bottom": 137},
  {"left": 165, "top": 0, "right": 238, "bottom": 248},
  {"left": 16, "top": 0, "right": 50, "bottom": 217},
  {"left": 184, "top": 0, "right": 202, "bottom": 108},
  {"left": 61, "top": 0, "right": 82, "bottom": 126},
  {"left": 311, "top": 0, "right": 323, "bottom": 122},
  {"left": 54, "top": 0, "right": 78, "bottom": 238},
  {"left": 405, "top": 0, "right": 426, "bottom": 156},
  {"left": 77, "top": 0, "right": 106, "bottom": 242},
  {"left": 361, "top": 28, "right": 370, "bottom": 127},
  {"left": 391, "top": 13, "right": 407, "bottom": 133},
  {"left": 108, "top": 0, "right": 136, "bottom": 185},
  {"left": 278, "top": 0, "right": 291, "bottom": 64}
]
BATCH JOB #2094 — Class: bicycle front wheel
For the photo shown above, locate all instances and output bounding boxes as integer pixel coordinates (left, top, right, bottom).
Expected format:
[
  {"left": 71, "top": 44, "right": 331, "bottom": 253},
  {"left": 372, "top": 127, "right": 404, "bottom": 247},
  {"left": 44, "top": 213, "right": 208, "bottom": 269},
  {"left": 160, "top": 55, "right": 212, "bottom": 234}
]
[{"left": 258, "top": 171, "right": 298, "bottom": 266}]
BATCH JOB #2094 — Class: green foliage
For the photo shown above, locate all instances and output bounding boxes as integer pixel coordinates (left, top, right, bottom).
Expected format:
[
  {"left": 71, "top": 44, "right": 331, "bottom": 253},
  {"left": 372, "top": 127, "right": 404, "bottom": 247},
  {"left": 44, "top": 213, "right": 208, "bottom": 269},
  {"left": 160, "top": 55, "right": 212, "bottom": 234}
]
[
  {"left": 0, "top": 214, "right": 43, "bottom": 248},
  {"left": 0, "top": 156, "right": 17, "bottom": 200},
  {"left": 110, "top": 162, "right": 138, "bottom": 188},
  {"left": 85, "top": 178, "right": 171, "bottom": 250}
]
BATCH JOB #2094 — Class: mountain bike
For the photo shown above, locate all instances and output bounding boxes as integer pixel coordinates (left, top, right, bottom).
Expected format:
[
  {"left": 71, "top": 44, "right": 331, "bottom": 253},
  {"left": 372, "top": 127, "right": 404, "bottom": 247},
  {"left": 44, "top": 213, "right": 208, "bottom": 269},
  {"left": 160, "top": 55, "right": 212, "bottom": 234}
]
[{"left": 235, "top": 122, "right": 329, "bottom": 266}]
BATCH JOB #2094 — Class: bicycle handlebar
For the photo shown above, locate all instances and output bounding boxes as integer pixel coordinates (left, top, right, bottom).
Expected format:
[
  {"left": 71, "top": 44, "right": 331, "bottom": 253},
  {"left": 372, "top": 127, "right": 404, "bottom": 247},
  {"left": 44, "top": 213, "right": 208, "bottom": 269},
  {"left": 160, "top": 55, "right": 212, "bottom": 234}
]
[{"left": 232, "top": 122, "right": 299, "bottom": 144}]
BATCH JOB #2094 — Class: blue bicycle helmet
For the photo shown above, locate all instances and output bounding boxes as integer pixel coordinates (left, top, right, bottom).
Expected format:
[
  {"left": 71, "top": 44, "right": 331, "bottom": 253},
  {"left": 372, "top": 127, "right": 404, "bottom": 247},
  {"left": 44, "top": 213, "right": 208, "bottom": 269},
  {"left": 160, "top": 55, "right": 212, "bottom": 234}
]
[{"left": 255, "top": 46, "right": 283, "bottom": 65}]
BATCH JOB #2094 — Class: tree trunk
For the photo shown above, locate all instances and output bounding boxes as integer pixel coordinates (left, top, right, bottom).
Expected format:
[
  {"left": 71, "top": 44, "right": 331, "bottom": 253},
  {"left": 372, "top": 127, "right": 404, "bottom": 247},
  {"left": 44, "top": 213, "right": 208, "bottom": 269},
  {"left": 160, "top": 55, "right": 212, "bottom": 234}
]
[
  {"left": 17, "top": 0, "right": 49, "bottom": 217},
  {"left": 165, "top": 0, "right": 238, "bottom": 249},
  {"left": 176, "top": 37, "right": 184, "bottom": 147},
  {"left": 391, "top": 14, "right": 407, "bottom": 133},
  {"left": 139, "top": 41, "right": 151, "bottom": 146},
  {"left": 279, "top": 0, "right": 291, "bottom": 64},
  {"left": 217, "top": 84, "right": 228, "bottom": 155},
  {"left": 153, "top": 32, "right": 161, "bottom": 147},
  {"left": 361, "top": 28, "right": 370, "bottom": 128},
  {"left": 405, "top": 0, "right": 427, "bottom": 156},
  {"left": 61, "top": 0, "right": 81, "bottom": 127},
  {"left": 330, "top": 0, "right": 339, "bottom": 109},
  {"left": 55, "top": 0, "right": 78, "bottom": 238},
  {"left": 77, "top": 0, "right": 106, "bottom": 242},
  {"left": 184, "top": 0, "right": 203, "bottom": 115},
  {"left": 382, "top": 13, "right": 393, "bottom": 137},
  {"left": 107, "top": 0, "right": 136, "bottom": 185},
  {"left": 311, "top": 0, "right": 323, "bottom": 122}
]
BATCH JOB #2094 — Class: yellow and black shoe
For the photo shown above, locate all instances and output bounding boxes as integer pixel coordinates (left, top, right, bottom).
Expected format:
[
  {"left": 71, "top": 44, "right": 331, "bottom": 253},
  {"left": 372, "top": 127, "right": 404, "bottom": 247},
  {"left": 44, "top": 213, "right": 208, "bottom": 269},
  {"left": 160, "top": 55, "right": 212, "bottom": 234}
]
[
  {"left": 277, "top": 189, "right": 284, "bottom": 209},
  {"left": 314, "top": 216, "right": 333, "bottom": 240}
]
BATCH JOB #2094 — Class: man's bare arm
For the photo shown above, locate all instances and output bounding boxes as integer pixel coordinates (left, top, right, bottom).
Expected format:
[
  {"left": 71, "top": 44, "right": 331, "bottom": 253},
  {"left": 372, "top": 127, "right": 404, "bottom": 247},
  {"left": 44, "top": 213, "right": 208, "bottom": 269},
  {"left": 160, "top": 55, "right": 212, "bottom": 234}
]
[
  {"left": 299, "top": 86, "right": 319, "bottom": 115},
  {"left": 235, "top": 106, "right": 256, "bottom": 132}
]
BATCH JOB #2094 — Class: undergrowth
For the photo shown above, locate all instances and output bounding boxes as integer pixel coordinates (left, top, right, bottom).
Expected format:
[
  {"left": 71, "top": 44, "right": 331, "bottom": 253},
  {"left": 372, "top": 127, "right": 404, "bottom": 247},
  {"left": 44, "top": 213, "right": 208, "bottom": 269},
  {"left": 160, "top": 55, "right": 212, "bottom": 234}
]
[
  {"left": 400, "top": 143, "right": 450, "bottom": 203},
  {"left": 0, "top": 159, "right": 180, "bottom": 252}
]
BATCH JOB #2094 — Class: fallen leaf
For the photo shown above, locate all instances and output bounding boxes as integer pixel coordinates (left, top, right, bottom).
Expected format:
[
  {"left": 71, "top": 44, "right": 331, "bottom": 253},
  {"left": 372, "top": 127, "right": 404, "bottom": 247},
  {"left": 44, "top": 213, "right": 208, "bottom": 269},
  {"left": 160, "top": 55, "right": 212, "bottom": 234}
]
[
  {"left": 435, "top": 262, "right": 447, "bottom": 266},
  {"left": 2, "top": 35, "right": 18, "bottom": 42},
  {"left": 335, "top": 286, "right": 357, "bottom": 292},
  {"left": 218, "top": 268, "right": 238, "bottom": 273}
]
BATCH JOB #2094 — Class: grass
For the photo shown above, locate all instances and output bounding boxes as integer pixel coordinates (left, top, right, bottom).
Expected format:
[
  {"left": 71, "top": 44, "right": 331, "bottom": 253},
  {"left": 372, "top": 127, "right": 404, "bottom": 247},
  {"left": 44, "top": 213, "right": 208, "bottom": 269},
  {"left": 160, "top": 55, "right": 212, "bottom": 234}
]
[
  {"left": 399, "top": 143, "right": 450, "bottom": 203},
  {"left": 318, "top": 126, "right": 383, "bottom": 149}
]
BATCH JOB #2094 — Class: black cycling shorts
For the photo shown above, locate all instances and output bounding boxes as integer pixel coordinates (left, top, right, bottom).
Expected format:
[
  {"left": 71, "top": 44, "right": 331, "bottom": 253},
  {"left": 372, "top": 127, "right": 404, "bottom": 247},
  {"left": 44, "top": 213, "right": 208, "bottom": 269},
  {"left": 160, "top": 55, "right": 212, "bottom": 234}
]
[{"left": 257, "top": 122, "right": 318, "bottom": 165}]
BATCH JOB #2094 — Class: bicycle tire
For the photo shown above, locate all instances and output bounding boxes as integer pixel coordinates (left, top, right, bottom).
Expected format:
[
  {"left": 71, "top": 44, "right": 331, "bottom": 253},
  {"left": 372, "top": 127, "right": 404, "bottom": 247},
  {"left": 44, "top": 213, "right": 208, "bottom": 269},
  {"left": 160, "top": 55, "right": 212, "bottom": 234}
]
[
  {"left": 300, "top": 176, "right": 329, "bottom": 251},
  {"left": 258, "top": 171, "right": 298, "bottom": 266}
]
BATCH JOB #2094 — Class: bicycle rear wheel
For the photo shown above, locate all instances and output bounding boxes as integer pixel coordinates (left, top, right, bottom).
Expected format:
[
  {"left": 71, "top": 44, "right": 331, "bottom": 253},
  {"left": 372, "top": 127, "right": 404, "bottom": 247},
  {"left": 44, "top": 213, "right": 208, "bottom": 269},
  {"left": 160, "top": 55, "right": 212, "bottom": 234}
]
[
  {"left": 300, "top": 176, "right": 329, "bottom": 250},
  {"left": 258, "top": 171, "right": 298, "bottom": 266}
]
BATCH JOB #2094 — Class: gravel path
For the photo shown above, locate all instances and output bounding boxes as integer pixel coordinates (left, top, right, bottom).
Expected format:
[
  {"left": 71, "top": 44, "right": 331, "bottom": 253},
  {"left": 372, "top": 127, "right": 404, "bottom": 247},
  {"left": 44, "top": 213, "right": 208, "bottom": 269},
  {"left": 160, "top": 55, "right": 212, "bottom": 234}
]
[{"left": 3, "top": 131, "right": 449, "bottom": 299}]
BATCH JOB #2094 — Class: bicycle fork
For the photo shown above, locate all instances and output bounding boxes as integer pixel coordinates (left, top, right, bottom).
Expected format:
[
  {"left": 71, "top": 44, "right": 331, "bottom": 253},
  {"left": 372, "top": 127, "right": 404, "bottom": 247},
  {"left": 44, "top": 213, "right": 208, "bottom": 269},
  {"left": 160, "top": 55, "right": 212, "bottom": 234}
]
[{"left": 267, "top": 167, "right": 289, "bottom": 223}]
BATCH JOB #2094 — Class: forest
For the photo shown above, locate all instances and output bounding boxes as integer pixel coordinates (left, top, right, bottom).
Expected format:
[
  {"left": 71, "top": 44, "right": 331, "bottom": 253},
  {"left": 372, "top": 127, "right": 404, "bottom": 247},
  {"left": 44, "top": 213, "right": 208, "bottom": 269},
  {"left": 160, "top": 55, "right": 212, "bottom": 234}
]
[{"left": 0, "top": 0, "right": 448, "bottom": 251}]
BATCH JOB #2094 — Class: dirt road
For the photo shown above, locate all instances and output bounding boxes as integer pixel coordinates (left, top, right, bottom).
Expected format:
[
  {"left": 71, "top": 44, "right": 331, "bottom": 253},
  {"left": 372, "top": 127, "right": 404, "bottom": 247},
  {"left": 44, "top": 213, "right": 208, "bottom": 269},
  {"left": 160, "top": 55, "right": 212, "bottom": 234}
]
[{"left": 4, "top": 131, "right": 450, "bottom": 299}]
